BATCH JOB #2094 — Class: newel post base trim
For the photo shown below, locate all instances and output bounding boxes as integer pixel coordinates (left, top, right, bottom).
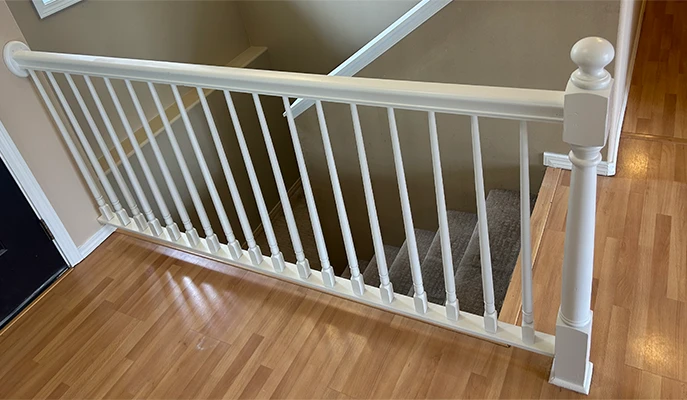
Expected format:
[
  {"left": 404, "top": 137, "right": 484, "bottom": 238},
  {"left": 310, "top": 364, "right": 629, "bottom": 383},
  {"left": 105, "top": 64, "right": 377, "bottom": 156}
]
[{"left": 549, "top": 311, "right": 594, "bottom": 395}]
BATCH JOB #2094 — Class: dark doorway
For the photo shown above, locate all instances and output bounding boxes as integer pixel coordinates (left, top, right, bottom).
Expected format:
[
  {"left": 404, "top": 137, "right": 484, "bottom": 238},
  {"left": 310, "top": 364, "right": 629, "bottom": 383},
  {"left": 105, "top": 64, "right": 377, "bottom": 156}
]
[{"left": 0, "top": 158, "right": 68, "bottom": 329}]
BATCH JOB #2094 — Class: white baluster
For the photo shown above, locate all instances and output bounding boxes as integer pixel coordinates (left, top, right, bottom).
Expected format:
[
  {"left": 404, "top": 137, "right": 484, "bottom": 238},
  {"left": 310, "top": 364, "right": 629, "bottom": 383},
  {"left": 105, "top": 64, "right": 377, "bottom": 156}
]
[
  {"left": 149, "top": 83, "right": 217, "bottom": 251},
  {"left": 315, "top": 101, "right": 364, "bottom": 296},
  {"left": 470, "top": 115, "right": 498, "bottom": 333},
  {"left": 387, "top": 107, "right": 426, "bottom": 313},
  {"left": 428, "top": 111, "right": 458, "bottom": 321},
  {"left": 148, "top": 82, "right": 212, "bottom": 247},
  {"left": 223, "top": 91, "right": 285, "bottom": 272},
  {"left": 83, "top": 76, "right": 163, "bottom": 237},
  {"left": 28, "top": 71, "right": 114, "bottom": 221},
  {"left": 171, "top": 85, "right": 241, "bottom": 258},
  {"left": 64, "top": 74, "right": 146, "bottom": 231},
  {"left": 282, "top": 97, "right": 335, "bottom": 287},
  {"left": 550, "top": 37, "right": 614, "bottom": 394},
  {"left": 253, "top": 94, "right": 310, "bottom": 279},
  {"left": 350, "top": 104, "right": 392, "bottom": 303},
  {"left": 196, "top": 88, "right": 262, "bottom": 265},
  {"left": 125, "top": 80, "right": 190, "bottom": 242},
  {"left": 104, "top": 78, "right": 178, "bottom": 239},
  {"left": 45, "top": 72, "right": 130, "bottom": 226},
  {"left": 519, "top": 121, "right": 535, "bottom": 343}
]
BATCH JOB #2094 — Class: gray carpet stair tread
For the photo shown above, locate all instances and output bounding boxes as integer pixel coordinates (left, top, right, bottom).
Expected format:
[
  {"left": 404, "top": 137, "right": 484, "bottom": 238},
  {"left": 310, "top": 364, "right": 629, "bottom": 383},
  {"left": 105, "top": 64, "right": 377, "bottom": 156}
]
[
  {"left": 412, "top": 210, "right": 478, "bottom": 305},
  {"left": 361, "top": 244, "right": 402, "bottom": 287},
  {"left": 455, "top": 189, "right": 535, "bottom": 315},
  {"left": 388, "top": 229, "right": 436, "bottom": 296},
  {"left": 341, "top": 259, "right": 370, "bottom": 279}
]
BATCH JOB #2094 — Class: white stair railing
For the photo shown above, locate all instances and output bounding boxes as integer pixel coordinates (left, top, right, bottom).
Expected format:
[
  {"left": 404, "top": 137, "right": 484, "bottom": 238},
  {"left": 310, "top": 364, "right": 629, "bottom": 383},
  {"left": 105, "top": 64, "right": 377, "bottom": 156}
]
[{"left": 3, "top": 37, "right": 613, "bottom": 394}]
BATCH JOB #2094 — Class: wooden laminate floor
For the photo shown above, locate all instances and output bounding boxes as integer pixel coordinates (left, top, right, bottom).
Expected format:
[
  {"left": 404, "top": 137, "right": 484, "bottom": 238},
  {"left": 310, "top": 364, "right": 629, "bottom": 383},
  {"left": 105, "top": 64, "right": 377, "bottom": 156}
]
[{"left": 3, "top": 1, "right": 687, "bottom": 398}]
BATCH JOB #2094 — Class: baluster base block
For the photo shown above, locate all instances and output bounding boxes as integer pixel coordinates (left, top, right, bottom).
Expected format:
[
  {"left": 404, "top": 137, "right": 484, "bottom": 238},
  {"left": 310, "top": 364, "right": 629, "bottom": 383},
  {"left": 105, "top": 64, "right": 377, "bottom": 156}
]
[
  {"left": 321, "top": 267, "right": 336, "bottom": 288},
  {"left": 166, "top": 223, "right": 181, "bottom": 241},
  {"left": 350, "top": 274, "right": 365, "bottom": 296},
  {"left": 226, "top": 239, "right": 243, "bottom": 260},
  {"left": 99, "top": 205, "right": 115, "bottom": 221},
  {"left": 148, "top": 219, "right": 163, "bottom": 237},
  {"left": 271, "top": 252, "right": 286, "bottom": 272},
  {"left": 549, "top": 312, "right": 593, "bottom": 394},
  {"left": 185, "top": 228, "right": 201, "bottom": 247},
  {"left": 380, "top": 282, "right": 394, "bottom": 304},
  {"left": 206, "top": 234, "right": 221, "bottom": 254},
  {"left": 484, "top": 310, "right": 498, "bottom": 333},
  {"left": 132, "top": 214, "right": 148, "bottom": 232},
  {"left": 248, "top": 245, "right": 264, "bottom": 265},
  {"left": 115, "top": 209, "right": 131, "bottom": 227},
  {"left": 296, "top": 259, "right": 312, "bottom": 280},
  {"left": 446, "top": 300, "right": 459, "bottom": 321},
  {"left": 413, "top": 292, "right": 428, "bottom": 314}
]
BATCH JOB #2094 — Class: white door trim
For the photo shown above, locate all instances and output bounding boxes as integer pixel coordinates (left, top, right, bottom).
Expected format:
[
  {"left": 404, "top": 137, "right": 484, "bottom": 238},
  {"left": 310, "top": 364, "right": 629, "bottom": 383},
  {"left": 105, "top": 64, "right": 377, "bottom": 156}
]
[{"left": 0, "top": 118, "right": 81, "bottom": 266}]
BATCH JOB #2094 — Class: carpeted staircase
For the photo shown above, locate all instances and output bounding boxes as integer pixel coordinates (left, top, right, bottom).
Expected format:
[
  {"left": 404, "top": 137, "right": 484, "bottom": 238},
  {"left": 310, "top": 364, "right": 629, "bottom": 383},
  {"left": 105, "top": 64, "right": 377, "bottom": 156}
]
[{"left": 256, "top": 187, "right": 532, "bottom": 316}]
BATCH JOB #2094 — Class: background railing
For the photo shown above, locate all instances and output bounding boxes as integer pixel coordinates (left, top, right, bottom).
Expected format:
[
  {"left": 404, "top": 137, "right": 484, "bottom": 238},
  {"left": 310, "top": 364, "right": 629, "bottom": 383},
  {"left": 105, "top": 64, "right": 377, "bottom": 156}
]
[{"left": 4, "top": 36, "right": 613, "bottom": 394}]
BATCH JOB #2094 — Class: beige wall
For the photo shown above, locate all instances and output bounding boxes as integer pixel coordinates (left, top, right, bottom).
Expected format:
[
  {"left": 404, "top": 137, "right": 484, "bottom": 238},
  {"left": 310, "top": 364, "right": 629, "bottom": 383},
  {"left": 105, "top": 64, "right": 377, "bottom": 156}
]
[
  {"left": 237, "top": 0, "right": 417, "bottom": 74},
  {"left": 0, "top": 0, "right": 100, "bottom": 247},
  {"left": 3, "top": 0, "right": 252, "bottom": 247},
  {"left": 284, "top": 1, "right": 621, "bottom": 266},
  {"left": 8, "top": 0, "right": 251, "bottom": 151}
]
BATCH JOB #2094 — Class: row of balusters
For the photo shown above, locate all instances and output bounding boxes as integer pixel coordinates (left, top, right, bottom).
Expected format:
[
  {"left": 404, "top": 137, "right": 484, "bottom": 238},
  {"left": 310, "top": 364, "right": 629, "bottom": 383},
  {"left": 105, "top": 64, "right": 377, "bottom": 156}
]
[{"left": 29, "top": 70, "right": 534, "bottom": 339}]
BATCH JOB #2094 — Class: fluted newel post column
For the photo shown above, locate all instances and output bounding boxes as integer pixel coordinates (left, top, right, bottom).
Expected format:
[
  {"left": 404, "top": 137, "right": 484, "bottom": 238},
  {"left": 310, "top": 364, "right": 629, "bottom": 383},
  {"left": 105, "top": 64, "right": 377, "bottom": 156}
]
[{"left": 549, "top": 37, "right": 614, "bottom": 395}]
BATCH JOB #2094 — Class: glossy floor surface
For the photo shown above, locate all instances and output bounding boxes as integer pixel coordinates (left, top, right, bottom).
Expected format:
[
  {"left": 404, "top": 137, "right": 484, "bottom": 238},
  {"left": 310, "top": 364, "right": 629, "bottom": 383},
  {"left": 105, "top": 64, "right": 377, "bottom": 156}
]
[{"left": 2, "top": 0, "right": 687, "bottom": 398}]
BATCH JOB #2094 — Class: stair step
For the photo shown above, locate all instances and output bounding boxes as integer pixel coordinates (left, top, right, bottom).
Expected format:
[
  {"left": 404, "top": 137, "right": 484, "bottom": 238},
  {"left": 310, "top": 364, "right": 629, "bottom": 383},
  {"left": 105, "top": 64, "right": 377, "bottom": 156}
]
[
  {"left": 410, "top": 210, "right": 478, "bottom": 305},
  {"left": 361, "top": 244, "right": 402, "bottom": 287},
  {"left": 388, "top": 229, "right": 436, "bottom": 296},
  {"left": 341, "top": 259, "right": 370, "bottom": 279},
  {"left": 455, "top": 189, "right": 534, "bottom": 315}
]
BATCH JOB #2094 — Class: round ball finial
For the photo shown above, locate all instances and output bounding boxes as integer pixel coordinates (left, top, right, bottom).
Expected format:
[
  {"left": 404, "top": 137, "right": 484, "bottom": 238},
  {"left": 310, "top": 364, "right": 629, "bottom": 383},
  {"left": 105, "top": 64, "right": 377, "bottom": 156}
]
[
  {"left": 3, "top": 41, "right": 30, "bottom": 78},
  {"left": 570, "top": 37, "right": 614, "bottom": 90}
]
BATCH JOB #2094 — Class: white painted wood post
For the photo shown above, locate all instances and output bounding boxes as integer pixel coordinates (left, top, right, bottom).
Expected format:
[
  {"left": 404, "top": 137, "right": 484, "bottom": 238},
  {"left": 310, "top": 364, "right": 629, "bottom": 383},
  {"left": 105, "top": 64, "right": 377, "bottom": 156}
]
[
  {"left": 351, "top": 104, "right": 394, "bottom": 304},
  {"left": 519, "top": 120, "right": 535, "bottom": 344},
  {"left": 282, "top": 97, "right": 335, "bottom": 286},
  {"left": 549, "top": 37, "right": 614, "bottom": 395},
  {"left": 428, "top": 111, "right": 458, "bottom": 320},
  {"left": 470, "top": 116, "right": 498, "bottom": 333},
  {"left": 253, "top": 94, "right": 311, "bottom": 279},
  {"left": 315, "top": 101, "right": 365, "bottom": 296},
  {"left": 387, "top": 107, "right": 427, "bottom": 314}
]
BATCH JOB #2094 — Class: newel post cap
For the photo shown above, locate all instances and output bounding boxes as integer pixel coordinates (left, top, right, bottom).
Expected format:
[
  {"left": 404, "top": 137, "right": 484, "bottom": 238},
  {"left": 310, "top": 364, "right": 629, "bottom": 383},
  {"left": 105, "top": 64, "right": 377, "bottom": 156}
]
[
  {"left": 3, "top": 41, "right": 30, "bottom": 78},
  {"left": 570, "top": 37, "right": 614, "bottom": 90}
]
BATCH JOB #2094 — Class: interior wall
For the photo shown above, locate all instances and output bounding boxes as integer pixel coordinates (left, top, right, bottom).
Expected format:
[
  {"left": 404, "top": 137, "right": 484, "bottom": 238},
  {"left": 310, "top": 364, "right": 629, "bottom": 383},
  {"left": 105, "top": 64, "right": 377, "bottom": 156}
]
[
  {"left": 288, "top": 0, "right": 621, "bottom": 267},
  {"left": 0, "top": 0, "right": 100, "bottom": 248},
  {"left": 237, "top": 0, "right": 417, "bottom": 74},
  {"left": 7, "top": 0, "right": 251, "bottom": 153},
  {"left": 609, "top": 0, "right": 645, "bottom": 163}
]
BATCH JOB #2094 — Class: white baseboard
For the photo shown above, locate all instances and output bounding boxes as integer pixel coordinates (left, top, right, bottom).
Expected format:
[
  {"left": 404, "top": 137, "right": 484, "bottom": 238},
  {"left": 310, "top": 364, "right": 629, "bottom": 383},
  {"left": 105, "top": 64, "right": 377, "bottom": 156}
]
[
  {"left": 543, "top": 152, "right": 616, "bottom": 176},
  {"left": 77, "top": 224, "right": 116, "bottom": 261}
]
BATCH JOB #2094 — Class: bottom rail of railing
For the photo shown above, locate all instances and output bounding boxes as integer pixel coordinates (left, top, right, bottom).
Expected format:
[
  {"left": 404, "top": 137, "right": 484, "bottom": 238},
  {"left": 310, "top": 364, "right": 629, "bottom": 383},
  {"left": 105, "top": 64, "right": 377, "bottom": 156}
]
[{"left": 100, "top": 217, "right": 556, "bottom": 356}]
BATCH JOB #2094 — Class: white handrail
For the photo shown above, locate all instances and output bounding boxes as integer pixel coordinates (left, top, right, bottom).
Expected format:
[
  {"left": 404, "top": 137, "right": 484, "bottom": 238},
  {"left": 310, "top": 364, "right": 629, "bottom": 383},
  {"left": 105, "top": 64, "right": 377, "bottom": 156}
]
[{"left": 9, "top": 49, "right": 564, "bottom": 122}]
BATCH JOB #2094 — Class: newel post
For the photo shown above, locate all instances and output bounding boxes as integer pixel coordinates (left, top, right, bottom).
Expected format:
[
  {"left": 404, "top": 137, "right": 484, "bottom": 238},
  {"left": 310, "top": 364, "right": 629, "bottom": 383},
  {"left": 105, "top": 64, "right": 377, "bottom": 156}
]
[{"left": 549, "top": 37, "right": 614, "bottom": 395}]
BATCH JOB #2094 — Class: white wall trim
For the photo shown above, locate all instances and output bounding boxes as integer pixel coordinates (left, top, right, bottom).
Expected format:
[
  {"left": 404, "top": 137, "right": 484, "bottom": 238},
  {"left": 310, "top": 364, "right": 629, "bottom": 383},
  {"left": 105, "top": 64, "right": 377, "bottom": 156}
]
[
  {"left": 288, "top": 0, "right": 451, "bottom": 118},
  {"left": 31, "top": 0, "right": 83, "bottom": 19},
  {"left": 543, "top": 152, "right": 616, "bottom": 176},
  {"left": 78, "top": 224, "right": 115, "bottom": 259},
  {"left": 0, "top": 118, "right": 82, "bottom": 265},
  {"left": 608, "top": 0, "right": 646, "bottom": 165}
]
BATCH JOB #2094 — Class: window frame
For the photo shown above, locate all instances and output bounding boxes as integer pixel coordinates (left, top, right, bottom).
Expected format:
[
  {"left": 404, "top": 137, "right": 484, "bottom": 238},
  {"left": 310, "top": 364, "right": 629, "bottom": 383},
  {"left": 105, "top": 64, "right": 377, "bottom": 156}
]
[{"left": 31, "top": 0, "right": 83, "bottom": 19}]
